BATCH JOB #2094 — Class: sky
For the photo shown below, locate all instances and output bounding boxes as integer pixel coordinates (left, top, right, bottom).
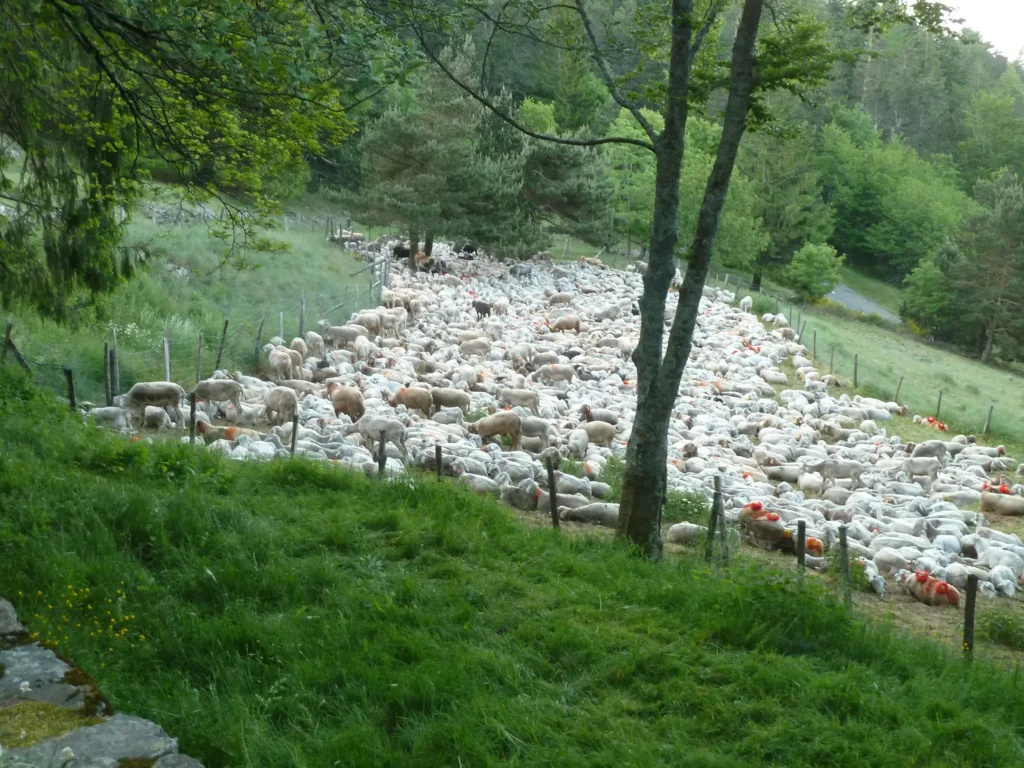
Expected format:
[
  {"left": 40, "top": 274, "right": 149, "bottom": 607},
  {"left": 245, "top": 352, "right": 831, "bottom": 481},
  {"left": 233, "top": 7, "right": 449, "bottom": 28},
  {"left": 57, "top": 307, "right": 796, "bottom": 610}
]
[{"left": 951, "top": 0, "right": 1024, "bottom": 61}]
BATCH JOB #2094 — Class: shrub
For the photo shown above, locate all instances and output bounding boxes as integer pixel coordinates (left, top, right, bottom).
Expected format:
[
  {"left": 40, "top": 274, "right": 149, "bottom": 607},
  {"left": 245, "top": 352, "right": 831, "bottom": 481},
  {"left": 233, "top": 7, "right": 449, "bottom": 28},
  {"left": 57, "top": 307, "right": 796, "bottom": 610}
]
[
  {"left": 663, "top": 491, "right": 710, "bottom": 524},
  {"left": 978, "top": 606, "right": 1024, "bottom": 650}
]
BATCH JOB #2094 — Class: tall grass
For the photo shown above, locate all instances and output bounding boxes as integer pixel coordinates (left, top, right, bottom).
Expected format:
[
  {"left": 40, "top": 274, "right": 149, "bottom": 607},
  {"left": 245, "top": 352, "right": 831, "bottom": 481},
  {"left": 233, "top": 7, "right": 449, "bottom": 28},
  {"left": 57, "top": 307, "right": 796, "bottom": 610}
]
[{"left": 3, "top": 367, "right": 1024, "bottom": 767}]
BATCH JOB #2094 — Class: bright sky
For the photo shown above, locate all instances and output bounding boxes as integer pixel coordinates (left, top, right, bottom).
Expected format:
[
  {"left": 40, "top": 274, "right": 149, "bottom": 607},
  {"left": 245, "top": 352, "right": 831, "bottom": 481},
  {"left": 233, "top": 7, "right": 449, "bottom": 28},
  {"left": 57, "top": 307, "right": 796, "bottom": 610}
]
[{"left": 951, "top": 1, "right": 1024, "bottom": 61}]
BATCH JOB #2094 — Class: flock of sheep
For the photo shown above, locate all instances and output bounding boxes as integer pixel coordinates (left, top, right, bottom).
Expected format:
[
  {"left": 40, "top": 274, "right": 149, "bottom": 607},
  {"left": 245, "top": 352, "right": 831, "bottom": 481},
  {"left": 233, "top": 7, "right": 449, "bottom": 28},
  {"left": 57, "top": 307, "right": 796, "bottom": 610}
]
[{"left": 86, "top": 244, "right": 1024, "bottom": 608}]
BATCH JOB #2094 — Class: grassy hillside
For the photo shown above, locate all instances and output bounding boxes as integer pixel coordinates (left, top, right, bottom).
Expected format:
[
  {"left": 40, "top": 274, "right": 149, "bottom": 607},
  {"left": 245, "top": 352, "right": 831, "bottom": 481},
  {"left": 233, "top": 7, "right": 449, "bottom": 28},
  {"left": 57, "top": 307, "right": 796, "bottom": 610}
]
[
  {"left": 2, "top": 369, "right": 1024, "bottom": 767},
  {"left": 837, "top": 267, "right": 904, "bottom": 316},
  {"left": 3, "top": 205, "right": 375, "bottom": 404}
]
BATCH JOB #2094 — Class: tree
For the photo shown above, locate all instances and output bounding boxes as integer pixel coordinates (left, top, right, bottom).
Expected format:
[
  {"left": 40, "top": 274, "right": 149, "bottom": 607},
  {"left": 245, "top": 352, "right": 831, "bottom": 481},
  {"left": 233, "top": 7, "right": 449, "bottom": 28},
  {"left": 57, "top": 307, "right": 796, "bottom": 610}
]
[
  {"left": 952, "top": 170, "right": 1024, "bottom": 363},
  {"left": 743, "top": 122, "right": 834, "bottom": 290},
  {"left": 958, "top": 66, "right": 1024, "bottom": 188},
  {"left": 380, "top": 0, "right": 950, "bottom": 557},
  {"left": 782, "top": 243, "right": 844, "bottom": 301},
  {"left": 0, "top": 0, "right": 399, "bottom": 318}
]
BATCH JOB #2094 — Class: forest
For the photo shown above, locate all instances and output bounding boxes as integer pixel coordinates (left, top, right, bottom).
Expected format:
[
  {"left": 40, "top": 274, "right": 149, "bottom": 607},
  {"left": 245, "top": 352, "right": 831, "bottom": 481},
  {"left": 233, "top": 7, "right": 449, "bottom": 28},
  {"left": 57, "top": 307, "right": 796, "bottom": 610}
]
[{"left": 1, "top": 0, "right": 1022, "bottom": 368}]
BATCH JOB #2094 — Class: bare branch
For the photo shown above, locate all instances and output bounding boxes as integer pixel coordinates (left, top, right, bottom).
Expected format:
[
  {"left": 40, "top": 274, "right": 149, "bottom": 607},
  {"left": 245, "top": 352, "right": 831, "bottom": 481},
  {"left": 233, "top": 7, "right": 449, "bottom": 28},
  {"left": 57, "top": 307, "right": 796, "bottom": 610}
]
[{"left": 687, "top": 0, "right": 725, "bottom": 69}]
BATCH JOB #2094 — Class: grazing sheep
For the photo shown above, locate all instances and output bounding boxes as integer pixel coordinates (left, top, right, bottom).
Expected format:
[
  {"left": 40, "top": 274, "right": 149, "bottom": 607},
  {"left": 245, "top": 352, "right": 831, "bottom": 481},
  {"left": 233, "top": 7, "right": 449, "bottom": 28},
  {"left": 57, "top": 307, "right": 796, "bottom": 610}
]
[
  {"left": 580, "top": 420, "right": 617, "bottom": 447},
  {"left": 468, "top": 412, "right": 522, "bottom": 450},
  {"left": 473, "top": 300, "right": 492, "bottom": 319},
  {"left": 326, "top": 383, "right": 365, "bottom": 422},
  {"left": 550, "top": 315, "right": 581, "bottom": 333},
  {"left": 263, "top": 343, "right": 293, "bottom": 381},
  {"left": 460, "top": 338, "right": 491, "bottom": 358},
  {"left": 193, "top": 378, "right": 244, "bottom": 414},
  {"left": 389, "top": 386, "right": 433, "bottom": 416},
  {"left": 530, "top": 364, "right": 576, "bottom": 383},
  {"left": 124, "top": 382, "right": 186, "bottom": 426},
  {"left": 497, "top": 388, "right": 540, "bottom": 414},
  {"left": 345, "top": 415, "right": 408, "bottom": 457},
  {"left": 264, "top": 386, "right": 299, "bottom": 426},
  {"left": 430, "top": 387, "right": 471, "bottom": 413}
]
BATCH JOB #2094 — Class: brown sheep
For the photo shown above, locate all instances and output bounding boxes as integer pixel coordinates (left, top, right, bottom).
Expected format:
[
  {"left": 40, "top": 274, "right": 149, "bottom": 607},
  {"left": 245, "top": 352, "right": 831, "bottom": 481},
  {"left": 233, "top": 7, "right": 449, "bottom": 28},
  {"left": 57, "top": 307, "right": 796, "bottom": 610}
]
[
  {"left": 468, "top": 412, "right": 522, "bottom": 450},
  {"left": 430, "top": 387, "right": 471, "bottom": 413},
  {"left": 326, "top": 383, "right": 365, "bottom": 422},
  {"left": 549, "top": 315, "right": 581, "bottom": 333},
  {"left": 388, "top": 386, "right": 433, "bottom": 416}
]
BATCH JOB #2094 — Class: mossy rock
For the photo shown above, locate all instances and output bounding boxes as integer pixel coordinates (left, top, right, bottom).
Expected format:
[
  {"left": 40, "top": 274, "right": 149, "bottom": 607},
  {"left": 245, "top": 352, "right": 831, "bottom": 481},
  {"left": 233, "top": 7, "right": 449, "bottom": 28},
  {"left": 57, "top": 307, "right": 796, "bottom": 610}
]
[{"left": 0, "top": 700, "right": 102, "bottom": 749}]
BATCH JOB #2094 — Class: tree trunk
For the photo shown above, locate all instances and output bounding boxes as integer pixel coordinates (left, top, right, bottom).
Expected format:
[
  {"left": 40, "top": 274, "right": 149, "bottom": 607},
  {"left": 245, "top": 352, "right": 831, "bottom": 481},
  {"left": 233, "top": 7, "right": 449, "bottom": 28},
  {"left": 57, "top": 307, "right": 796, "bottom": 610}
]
[
  {"left": 409, "top": 229, "right": 419, "bottom": 256},
  {"left": 617, "top": 0, "right": 765, "bottom": 557},
  {"left": 982, "top": 323, "right": 994, "bottom": 363},
  {"left": 752, "top": 269, "right": 763, "bottom": 292},
  {"left": 424, "top": 232, "right": 435, "bottom": 257}
]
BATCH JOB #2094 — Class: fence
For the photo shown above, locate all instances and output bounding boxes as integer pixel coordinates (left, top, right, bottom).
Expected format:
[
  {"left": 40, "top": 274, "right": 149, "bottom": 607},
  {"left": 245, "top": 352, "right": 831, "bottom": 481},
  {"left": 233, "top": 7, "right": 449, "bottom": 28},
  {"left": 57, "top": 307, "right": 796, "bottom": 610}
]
[
  {"left": 703, "top": 267, "right": 1005, "bottom": 438},
  {"left": 2, "top": 258, "right": 390, "bottom": 408}
]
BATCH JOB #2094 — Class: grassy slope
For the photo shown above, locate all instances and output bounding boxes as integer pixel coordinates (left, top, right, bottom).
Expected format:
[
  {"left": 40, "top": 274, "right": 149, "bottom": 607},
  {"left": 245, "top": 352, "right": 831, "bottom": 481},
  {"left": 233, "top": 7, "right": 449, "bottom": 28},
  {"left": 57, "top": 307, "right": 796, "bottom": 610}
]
[
  {"left": 2, "top": 370, "right": 1024, "bottom": 767},
  {"left": 3, "top": 207, "right": 374, "bottom": 404}
]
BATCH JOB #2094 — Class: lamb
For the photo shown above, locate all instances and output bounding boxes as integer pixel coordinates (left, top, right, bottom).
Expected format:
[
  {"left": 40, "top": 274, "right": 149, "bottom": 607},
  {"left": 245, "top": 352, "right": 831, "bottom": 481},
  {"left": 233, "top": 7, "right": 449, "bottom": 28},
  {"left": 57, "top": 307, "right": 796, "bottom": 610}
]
[
  {"left": 193, "top": 378, "right": 244, "bottom": 414},
  {"left": 124, "top": 382, "right": 186, "bottom": 426},
  {"left": 263, "top": 386, "right": 299, "bottom": 426},
  {"left": 388, "top": 386, "right": 433, "bottom": 416},
  {"left": 468, "top": 412, "right": 522, "bottom": 450}
]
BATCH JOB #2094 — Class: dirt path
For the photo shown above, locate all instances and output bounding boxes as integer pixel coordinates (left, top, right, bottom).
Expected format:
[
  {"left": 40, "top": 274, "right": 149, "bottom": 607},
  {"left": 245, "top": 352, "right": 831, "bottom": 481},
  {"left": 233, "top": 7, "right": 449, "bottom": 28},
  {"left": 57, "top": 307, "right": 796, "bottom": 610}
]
[{"left": 827, "top": 284, "right": 901, "bottom": 323}]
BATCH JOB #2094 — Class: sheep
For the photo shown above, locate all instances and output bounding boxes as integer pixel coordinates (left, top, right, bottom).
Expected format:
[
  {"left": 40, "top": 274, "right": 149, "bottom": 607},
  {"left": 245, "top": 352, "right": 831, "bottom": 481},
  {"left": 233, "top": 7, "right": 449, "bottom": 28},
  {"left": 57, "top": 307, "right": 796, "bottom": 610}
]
[
  {"left": 530, "top": 364, "right": 576, "bottom": 383},
  {"left": 548, "top": 292, "right": 572, "bottom": 306},
  {"left": 289, "top": 337, "right": 309, "bottom": 359},
  {"left": 193, "top": 378, "right": 244, "bottom": 414},
  {"left": 345, "top": 415, "right": 408, "bottom": 457},
  {"left": 90, "top": 406, "right": 133, "bottom": 431},
  {"left": 550, "top": 315, "right": 581, "bottom": 333},
  {"left": 579, "top": 420, "right": 617, "bottom": 447},
  {"left": 560, "top": 502, "right": 619, "bottom": 527},
  {"left": 739, "top": 296, "right": 753, "bottom": 312},
  {"left": 124, "top": 382, "right": 186, "bottom": 426},
  {"left": 305, "top": 331, "right": 325, "bottom": 359},
  {"left": 467, "top": 412, "right": 522, "bottom": 450},
  {"left": 497, "top": 388, "right": 540, "bottom": 414},
  {"left": 326, "top": 384, "right": 365, "bottom": 422},
  {"left": 143, "top": 406, "right": 172, "bottom": 430},
  {"left": 351, "top": 311, "right": 382, "bottom": 335},
  {"left": 473, "top": 300, "right": 492, "bottom": 318},
  {"left": 263, "top": 386, "right": 299, "bottom": 426},
  {"left": 460, "top": 338, "right": 491, "bottom": 357},
  {"left": 263, "top": 344, "right": 293, "bottom": 381},
  {"left": 389, "top": 386, "right": 433, "bottom": 416},
  {"left": 319, "top": 322, "right": 368, "bottom": 349},
  {"left": 430, "top": 387, "right": 471, "bottom": 413},
  {"left": 980, "top": 492, "right": 1024, "bottom": 516}
]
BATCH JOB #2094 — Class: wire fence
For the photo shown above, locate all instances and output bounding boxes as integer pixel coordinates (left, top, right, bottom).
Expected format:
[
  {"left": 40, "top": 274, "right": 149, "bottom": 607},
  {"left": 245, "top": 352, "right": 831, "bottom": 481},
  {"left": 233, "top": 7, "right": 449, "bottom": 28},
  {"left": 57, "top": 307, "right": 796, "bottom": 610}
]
[
  {"left": 703, "top": 267, "right": 1009, "bottom": 439},
  {"left": 3, "top": 257, "right": 391, "bottom": 408}
]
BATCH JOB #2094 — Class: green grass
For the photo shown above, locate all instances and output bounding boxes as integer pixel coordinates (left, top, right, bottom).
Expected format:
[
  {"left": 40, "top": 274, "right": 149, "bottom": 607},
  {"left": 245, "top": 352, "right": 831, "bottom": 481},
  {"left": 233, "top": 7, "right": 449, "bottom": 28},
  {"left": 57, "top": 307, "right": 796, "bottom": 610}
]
[
  {"left": 837, "top": 266, "right": 904, "bottom": 316},
  {"left": 4, "top": 369, "right": 1024, "bottom": 766},
  {"left": 2, "top": 202, "right": 376, "bottom": 404},
  {"left": 798, "top": 308, "right": 1024, "bottom": 449}
]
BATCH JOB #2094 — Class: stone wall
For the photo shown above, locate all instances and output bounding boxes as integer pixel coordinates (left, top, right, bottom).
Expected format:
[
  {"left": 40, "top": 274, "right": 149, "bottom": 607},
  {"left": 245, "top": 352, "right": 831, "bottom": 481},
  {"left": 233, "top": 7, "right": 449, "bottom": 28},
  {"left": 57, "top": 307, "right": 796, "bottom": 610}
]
[{"left": 0, "top": 598, "right": 203, "bottom": 767}]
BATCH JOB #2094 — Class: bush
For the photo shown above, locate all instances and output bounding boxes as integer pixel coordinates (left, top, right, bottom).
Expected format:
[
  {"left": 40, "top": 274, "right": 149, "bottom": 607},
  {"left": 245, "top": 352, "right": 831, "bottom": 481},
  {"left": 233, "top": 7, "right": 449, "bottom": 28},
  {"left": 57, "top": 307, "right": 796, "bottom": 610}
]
[
  {"left": 978, "top": 606, "right": 1024, "bottom": 650},
  {"left": 663, "top": 491, "right": 710, "bottom": 524},
  {"left": 782, "top": 243, "right": 844, "bottom": 302}
]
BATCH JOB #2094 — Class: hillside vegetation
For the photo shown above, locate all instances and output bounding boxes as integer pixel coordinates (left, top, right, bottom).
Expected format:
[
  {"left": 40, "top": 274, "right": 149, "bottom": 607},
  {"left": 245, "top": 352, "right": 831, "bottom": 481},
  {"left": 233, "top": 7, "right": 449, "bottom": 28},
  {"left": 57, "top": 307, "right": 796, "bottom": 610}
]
[{"left": 2, "top": 369, "right": 1024, "bottom": 767}]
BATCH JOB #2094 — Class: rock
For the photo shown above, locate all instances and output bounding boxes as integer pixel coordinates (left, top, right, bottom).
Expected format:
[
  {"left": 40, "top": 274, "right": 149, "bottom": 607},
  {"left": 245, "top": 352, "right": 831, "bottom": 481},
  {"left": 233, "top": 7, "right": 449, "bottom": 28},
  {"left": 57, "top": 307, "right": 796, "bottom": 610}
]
[
  {"left": 154, "top": 755, "right": 206, "bottom": 767},
  {"left": 67, "top": 760, "right": 118, "bottom": 768},
  {"left": 5, "top": 714, "right": 177, "bottom": 766},
  {"left": 0, "top": 597, "right": 26, "bottom": 636},
  {"left": 0, "top": 643, "right": 72, "bottom": 698},
  {"left": 18, "top": 681, "right": 86, "bottom": 711}
]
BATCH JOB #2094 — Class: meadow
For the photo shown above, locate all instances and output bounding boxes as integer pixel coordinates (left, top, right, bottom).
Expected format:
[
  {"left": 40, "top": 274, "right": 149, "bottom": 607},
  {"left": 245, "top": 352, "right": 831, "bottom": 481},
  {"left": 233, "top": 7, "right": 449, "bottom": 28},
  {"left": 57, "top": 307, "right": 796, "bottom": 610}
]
[{"left": 3, "top": 368, "right": 1024, "bottom": 767}]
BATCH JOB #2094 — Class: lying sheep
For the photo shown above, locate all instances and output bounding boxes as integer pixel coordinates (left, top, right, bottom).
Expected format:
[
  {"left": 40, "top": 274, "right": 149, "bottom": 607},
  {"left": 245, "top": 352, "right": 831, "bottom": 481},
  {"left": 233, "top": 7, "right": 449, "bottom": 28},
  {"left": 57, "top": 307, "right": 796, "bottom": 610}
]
[
  {"left": 143, "top": 406, "right": 172, "bottom": 430},
  {"left": 90, "top": 406, "right": 133, "bottom": 431}
]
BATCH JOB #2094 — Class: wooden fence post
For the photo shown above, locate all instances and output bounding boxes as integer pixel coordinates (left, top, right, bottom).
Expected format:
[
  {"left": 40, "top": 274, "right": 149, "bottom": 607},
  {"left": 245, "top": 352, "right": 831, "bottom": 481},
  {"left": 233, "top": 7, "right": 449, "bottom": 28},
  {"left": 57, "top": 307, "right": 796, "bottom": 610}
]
[
  {"left": 705, "top": 476, "right": 721, "bottom": 563},
  {"left": 963, "top": 574, "right": 978, "bottom": 658},
  {"left": 291, "top": 414, "right": 300, "bottom": 456},
  {"left": 299, "top": 291, "right": 305, "bottom": 339},
  {"left": 103, "top": 343, "right": 112, "bottom": 406},
  {"left": 936, "top": 390, "right": 944, "bottom": 419},
  {"left": 189, "top": 392, "right": 197, "bottom": 445},
  {"left": 435, "top": 444, "right": 443, "bottom": 480},
  {"left": 546, "top": 457, "right": 560, "bottom": 529},
  {"left": 377, "top": 429, "right": 387, "bottom": 476},
  {"left": 853, "top": 354, "right": 858, "bottom": 389},
  {"left": 254, "top": 314, "right": 266, "bottom": 371},
  {"left": 717, "top": 483, "right": 728, "bottom": 566},
  {"left": 111, "top": 328, "right": 120, "bottom": 395},
  {"left": 895, "top": 376, "right": 904, "bottom": 403},
  {"left": 797, "top": 519, "right": 806, "bottom": 571},
  {"left": 196, "top": 334, "right": 204, "bottom": 384},
  {"left": 797, "top": 320, "right": 806, "bottom": 343},
  {"left": 839, "top": 525, "right": 852, "bottom": 610},
  {"left": 983, "top": 404, "right": 994, "bottom": 435},
  {"left": 64, "top": 367, "right": 76, "bottom": 409},
  {"left": 163, "top": 337, "right": 171, "bottom": 381},
  {"left": 214, "top": 319, "right": 229, "bottom": 372}
]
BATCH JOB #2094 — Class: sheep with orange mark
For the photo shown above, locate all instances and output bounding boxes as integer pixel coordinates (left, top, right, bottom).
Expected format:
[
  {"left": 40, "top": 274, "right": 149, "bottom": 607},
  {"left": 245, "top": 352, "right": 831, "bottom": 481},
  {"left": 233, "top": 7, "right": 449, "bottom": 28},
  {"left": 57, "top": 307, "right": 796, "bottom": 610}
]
[
  {"left": 467, "top": 411, "right": 522, "bottom": 450},
  {"left": 899, "top": 570, "right": 960, "bottom": 608},
  {"left": 389, "top": 386, "right": 433, "bottom": 417},
  {"left": 497, "top": 388, "right": 539, "bottom": 414}
]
